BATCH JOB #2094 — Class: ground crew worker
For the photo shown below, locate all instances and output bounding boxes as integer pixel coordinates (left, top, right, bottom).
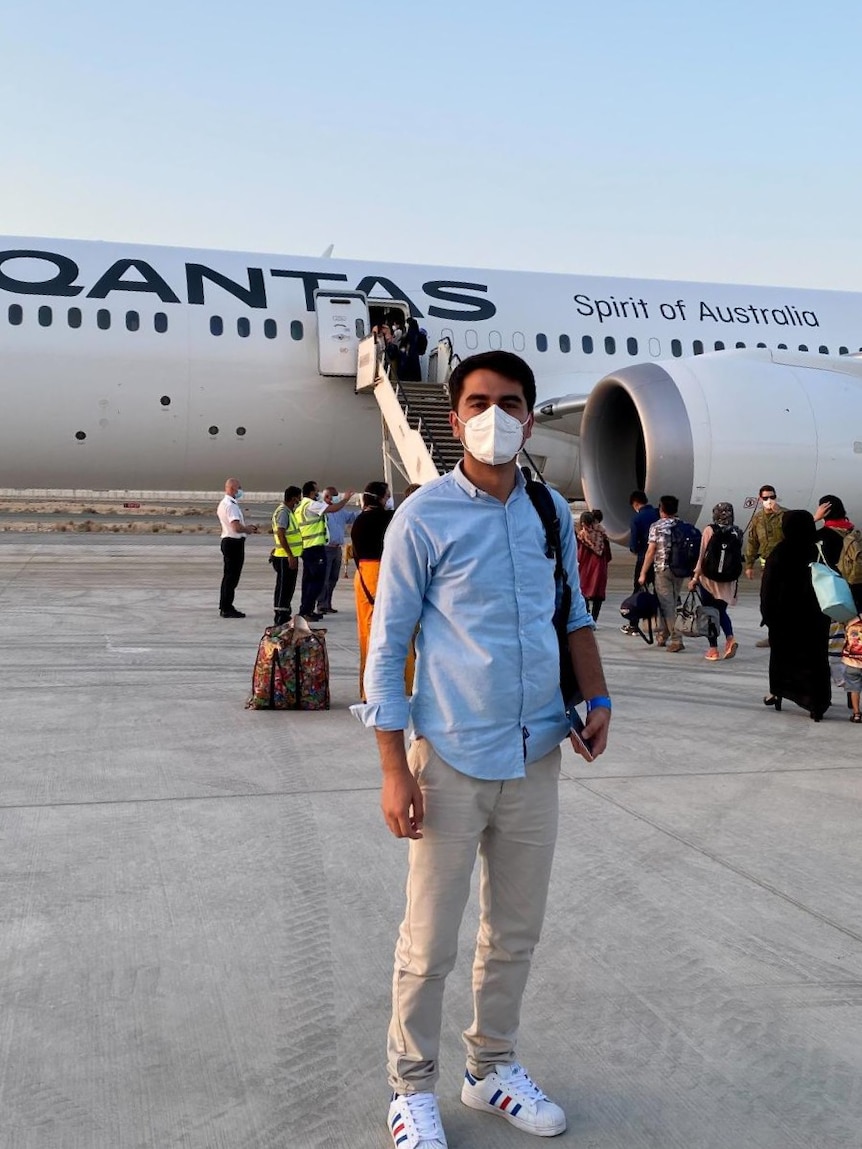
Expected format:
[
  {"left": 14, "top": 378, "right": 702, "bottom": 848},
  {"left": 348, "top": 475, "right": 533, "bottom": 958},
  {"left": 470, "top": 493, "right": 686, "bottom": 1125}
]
[
  {"left": 271, "top": 486, "right": 303, "bottom": 625},
  {"left": 297, "top": 480, "right": 355, "bottom": 620}
]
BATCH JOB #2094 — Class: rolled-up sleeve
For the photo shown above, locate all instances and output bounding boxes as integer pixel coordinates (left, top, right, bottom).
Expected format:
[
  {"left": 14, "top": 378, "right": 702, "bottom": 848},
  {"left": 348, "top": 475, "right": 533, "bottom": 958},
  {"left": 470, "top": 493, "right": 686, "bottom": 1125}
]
[{"left": 349, "top": 512, "right": 429, "bottom": 731}]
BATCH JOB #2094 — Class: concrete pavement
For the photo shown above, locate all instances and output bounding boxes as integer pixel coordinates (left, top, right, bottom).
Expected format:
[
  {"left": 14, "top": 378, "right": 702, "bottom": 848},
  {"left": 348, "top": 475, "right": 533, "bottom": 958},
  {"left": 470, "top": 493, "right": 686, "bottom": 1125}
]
[{"left": 1, "top": 536, "right": 861, "bottom": 1148}]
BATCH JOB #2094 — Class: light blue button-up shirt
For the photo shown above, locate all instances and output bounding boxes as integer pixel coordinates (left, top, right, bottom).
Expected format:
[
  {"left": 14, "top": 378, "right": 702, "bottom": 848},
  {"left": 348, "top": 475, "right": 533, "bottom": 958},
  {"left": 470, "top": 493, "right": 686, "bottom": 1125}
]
[
  {"left": 324, "top": 507, "right": 358, "bottom": 546},
  {"left": 351, "top": 464, "right": 594, "bottom": 780}
]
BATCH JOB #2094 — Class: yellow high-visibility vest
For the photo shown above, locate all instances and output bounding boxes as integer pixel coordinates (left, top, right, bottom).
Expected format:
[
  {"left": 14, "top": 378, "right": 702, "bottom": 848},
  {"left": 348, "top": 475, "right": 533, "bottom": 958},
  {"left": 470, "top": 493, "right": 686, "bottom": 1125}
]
[
  {"left": 297, "top": 497, "right": 328, "bottom": 548},
  {"left": 271, "top": 504, "right": 302, "bottom": 558}
]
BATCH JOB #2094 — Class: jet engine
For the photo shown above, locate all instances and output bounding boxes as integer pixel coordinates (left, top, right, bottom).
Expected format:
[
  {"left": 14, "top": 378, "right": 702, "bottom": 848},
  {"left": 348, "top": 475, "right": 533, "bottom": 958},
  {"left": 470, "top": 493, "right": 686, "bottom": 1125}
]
[{"left": 579, "top": 348, "right": 862, "bottom": 542}]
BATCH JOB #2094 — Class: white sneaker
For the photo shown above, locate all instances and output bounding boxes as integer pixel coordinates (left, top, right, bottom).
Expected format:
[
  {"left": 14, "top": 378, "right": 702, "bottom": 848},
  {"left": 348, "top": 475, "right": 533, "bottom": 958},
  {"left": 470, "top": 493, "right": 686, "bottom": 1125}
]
[
  {"left": 387, "top": 1091, "right": 448, "bottom": 1149},
  {"left": 461, "top": 1063, "right": 566, "bottom": 1137}
]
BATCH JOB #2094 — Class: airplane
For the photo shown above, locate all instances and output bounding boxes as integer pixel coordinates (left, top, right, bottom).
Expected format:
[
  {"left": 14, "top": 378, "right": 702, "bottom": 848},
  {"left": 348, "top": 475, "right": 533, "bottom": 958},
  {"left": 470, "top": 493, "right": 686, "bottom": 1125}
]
[{"left": 2, "top": 236, "right": 861, "bottom": 540}]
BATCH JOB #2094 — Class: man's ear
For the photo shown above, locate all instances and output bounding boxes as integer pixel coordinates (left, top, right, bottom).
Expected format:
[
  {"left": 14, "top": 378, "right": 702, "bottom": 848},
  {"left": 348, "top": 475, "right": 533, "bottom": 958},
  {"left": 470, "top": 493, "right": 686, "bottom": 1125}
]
[
  {"left": 449, "top": 410, "right": 461, "bottom": 441},
  {"left": 522, "top": 413, "right": 535, "bottom": 442}
]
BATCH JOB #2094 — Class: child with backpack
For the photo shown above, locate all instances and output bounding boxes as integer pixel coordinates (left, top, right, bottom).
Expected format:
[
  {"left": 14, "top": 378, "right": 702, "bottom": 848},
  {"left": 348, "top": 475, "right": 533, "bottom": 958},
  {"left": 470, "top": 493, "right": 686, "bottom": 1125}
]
[
  {"left": 841, "top": 615, "right": 862, "bottom": 723},
  {"left": 689, "top": 502, "right": 744, "bottom": 661}
]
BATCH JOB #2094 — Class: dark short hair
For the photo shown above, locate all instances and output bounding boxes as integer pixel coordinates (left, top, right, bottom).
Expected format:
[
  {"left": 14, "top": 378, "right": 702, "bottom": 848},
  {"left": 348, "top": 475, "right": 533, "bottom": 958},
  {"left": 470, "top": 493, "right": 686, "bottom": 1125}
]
[
  {"left": 818, "top": 493, "right": 846, "bottom": 519},
  {"left": 283, "top": 485, "right": 301, "bottom": 502},
  {"left": 759, "top": 484, "right": 776, "bottom": 497},
  {"left": 362, "top": 479, "right": 388, "bottom": 509},
  {"left": 630, "top": 490, "right": 648, "bottom": 506},
  {"left": 301, "top": 480, "right": 317, "bottom": 497},
  {"left": 448, "top": 351, "right": 536, "bottom": 412},
  {"left": 660, "top": 494, "right": 679, "bottom": 516},
  {"left": 592, "top": 508, "right": 603, "bottom": 523}
]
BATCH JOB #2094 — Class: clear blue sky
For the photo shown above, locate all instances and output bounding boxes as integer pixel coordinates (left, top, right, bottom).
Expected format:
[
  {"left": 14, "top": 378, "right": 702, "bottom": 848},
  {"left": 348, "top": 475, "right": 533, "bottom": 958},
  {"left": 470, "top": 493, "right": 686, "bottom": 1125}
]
[{"left": 2, "top": 0, "right": 861, "bottom": 289}]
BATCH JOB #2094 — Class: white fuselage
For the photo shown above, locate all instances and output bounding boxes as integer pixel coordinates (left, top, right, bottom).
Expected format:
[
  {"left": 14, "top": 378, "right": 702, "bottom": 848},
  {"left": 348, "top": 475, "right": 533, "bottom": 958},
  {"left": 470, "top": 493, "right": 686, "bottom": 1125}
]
[{"left": 2, "top": 237, "right": 861, "bottom": 493}]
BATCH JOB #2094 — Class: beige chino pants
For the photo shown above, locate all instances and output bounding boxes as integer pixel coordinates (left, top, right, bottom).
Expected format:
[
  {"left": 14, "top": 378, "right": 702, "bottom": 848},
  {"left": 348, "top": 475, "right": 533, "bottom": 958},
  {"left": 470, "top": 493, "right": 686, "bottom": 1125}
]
[{"left": 387, "top": 738, "right": 561, "bottom": 1093}]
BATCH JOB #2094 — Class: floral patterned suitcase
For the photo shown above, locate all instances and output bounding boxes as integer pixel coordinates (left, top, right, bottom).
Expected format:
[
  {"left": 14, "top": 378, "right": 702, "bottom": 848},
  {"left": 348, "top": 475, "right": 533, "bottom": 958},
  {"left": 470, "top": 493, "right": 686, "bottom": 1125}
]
[{"left": 245, "top": 620, "right": 330, "bottom": 710}]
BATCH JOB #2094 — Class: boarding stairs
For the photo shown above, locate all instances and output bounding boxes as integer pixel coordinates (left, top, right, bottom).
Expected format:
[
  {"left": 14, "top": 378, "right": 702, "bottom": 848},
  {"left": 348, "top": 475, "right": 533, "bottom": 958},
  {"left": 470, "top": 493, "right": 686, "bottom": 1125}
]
[{"left": 356, "top": 336, "right": 461, "bottom": 488}]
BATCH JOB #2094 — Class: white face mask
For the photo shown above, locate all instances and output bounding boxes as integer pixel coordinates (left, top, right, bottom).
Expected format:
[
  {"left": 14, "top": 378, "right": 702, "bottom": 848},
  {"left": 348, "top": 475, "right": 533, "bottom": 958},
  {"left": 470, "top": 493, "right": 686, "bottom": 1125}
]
[
  {"left": 457, "top": 405, "right": 529, "bottom": 466},
  {"left": 234, "top": 488, "right": 244, "bottom": 500},
  {"left": 385, "top": 495, "right": 395, "bottom": 510}
]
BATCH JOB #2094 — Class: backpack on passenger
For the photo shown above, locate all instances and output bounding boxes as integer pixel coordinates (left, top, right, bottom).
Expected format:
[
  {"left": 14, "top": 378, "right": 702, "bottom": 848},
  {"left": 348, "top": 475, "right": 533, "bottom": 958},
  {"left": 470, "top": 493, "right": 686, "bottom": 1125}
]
[
  {"left": 838, "top": 529, "right": 862, "bottom": 586},
  {"left": 245, "top": 617, "right": 330, "bottom": 710},
  {"left": 416, "top": 328, "right": 429, "bottom": 355},
  {"left": 668, "top": 520, "right": 702, "bottom": 578},
  {"left": 700, "top": 524, "right": 744, "bottom": 582}
]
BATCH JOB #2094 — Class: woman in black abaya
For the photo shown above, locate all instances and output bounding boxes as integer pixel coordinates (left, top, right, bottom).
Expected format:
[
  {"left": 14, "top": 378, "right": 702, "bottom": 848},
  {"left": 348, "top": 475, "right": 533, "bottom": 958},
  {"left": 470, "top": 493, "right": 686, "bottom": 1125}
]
[{"left": 760, "top": 509, "right": 831, "bottom": 720}]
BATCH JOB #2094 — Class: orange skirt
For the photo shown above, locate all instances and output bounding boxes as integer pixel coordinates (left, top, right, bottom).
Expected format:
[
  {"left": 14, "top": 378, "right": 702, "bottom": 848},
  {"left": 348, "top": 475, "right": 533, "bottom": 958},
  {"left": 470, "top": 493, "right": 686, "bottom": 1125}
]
[{"left": 355, "top": 560, "right": 415, "bottom": 700}]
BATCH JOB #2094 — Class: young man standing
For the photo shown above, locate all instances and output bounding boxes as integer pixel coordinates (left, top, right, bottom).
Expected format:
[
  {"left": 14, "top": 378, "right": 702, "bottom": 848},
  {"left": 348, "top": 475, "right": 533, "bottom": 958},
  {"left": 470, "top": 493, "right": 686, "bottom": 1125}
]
[
  {"left": 352, "top": 350, "right": 611, "bottom": 1148},
  {"left": 745, "top": 484, "right": 786, "bottom": 647},
  {"left": 639, "top": 494, "right": 685, "bottom": 651}
]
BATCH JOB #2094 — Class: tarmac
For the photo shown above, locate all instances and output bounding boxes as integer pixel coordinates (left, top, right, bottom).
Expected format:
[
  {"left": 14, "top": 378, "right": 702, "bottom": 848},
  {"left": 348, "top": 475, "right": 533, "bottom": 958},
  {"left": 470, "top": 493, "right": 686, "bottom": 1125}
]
[{"left": 1, "top": 534, "right": 861, "bottom": 1149}]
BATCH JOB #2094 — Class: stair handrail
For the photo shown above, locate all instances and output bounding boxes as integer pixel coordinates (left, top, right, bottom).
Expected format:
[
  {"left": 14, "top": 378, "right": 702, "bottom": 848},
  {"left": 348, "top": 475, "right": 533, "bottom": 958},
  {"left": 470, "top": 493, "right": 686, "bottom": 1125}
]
[{"left": 394, "top": 380, "right": 452, "bottom": 473}]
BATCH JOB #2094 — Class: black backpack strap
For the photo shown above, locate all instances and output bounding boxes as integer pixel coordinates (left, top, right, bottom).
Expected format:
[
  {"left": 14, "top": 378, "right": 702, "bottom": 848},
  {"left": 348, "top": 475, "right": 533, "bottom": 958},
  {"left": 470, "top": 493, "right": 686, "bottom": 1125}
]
[{"left": 524, "top": 479, "right": 581, "bottom": 710}]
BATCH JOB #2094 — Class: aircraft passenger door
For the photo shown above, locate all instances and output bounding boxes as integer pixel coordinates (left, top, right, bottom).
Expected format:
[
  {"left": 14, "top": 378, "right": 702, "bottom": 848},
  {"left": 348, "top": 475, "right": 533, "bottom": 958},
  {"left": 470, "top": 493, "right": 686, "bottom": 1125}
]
[{"left": 314, "top": 290, "right": 369, "bottom": 377}]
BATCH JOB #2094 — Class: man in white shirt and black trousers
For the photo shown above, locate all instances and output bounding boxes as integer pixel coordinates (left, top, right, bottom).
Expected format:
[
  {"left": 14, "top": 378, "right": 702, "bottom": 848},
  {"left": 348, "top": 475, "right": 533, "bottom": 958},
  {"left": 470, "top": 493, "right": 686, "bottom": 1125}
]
[{"left": 217, "top": 477, "right": 258, "bottom": 618}]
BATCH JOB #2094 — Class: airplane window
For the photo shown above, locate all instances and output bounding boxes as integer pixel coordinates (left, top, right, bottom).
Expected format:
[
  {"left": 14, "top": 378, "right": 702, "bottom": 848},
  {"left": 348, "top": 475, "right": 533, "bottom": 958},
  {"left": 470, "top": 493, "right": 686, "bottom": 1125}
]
[
  {"left": 208, "top": 425, "right": 219, "bottom": 436},
  {"left": 237, "top": 317, "right": 251, "bottom": 338},
  {"left": 648, "top": 338, "right": 660, "bottom": 357},
  {"left": 513, "top": 331, "right": 525, "bottom": 352},
  {"left": 819, "top": 345, "right": 829, "bottom": 354},
  {"left": 714, "top": 341, "right": 725, "bottom": 351},
  {"left": 236, "top": 426, "right": 247, "bottom": 436},
  {"left": 627, "top": 337, "right": 638, "bottom": 355},
  {"left": 68, "top": 308, "right": 82, "bottom": 328},
  {"left": 75, "top": 431, "right": 86, "bottom": 440},
  {"left": 581, "top": 335, "right": 593, "bottom": 354},
  {"left": 38, "top": 306, "right": 52, "bottom": 327},
  {"left": 692, "top": 340, "right": 704, "bottom": 355},
  {"left": 96, "top": 309, "right": 111, "bottom": 330},
  {"left": 264, "top": 319, "right": 278, "bottom": 339},
  {"left": 559, "top": 334, "right": 571, "bottom": 353},
  {"left": 154, "top": 312, "right": 168, "bottom": 333},
  {"left": 840, "top": 346, "right": 849, "bottom": 355},
  {"left": 210, "top": 316, "right": 223, "bottom": 336},
  {"left": 466, "top": 329, "right": 479, "bottom": 350},
  {"left": 535, "top": 333, "right": 548, "bottom": 352},
  {"left": 604, "top": 336, "right": 616, "bottom": 355},
  {"left": 756, "top": 342, "right": 766, "bottom": 349},
  {"left": 798, "top": 344, "right": 808, "bottom": 352},
  {"left": 290, "top": 320, "right": 303, "bottom": 341},
  {"left": 8, "top": 304, "right": 23, "bottom": 325},
  {"left": 160, "top": 396, "right": 171, "bottom": 406},
  {"left": 671, "top": 339, "right": 682, "bottom": 357},
  {"left": 125, "top": 311, "right": 140, "bottom": 332},
  {"left": 353, "top": 319, "right": 363, "bottom": 339},
  {"left": 777, "top": 343, "right": 787, "bottom": 349},
  {"left": 489, "top": 330, "right": 503, "bottom": 350},
  {"left": 735, "top": 342, "right": 746, "bottom": 348}
]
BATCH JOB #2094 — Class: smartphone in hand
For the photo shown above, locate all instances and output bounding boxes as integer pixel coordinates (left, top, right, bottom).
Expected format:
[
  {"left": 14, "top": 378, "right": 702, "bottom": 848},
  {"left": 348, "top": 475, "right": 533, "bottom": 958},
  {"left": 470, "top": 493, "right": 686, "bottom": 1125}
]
[{"left": 569, "top": 708, "right": 595, "bottom": 762}]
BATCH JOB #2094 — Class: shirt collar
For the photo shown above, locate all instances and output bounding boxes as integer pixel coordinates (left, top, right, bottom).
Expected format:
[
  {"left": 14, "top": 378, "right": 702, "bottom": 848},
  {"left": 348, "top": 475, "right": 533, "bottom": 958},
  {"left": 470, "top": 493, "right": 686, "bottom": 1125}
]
[{"left": 452, "top": 460, "right": 527, "bottom": 500}]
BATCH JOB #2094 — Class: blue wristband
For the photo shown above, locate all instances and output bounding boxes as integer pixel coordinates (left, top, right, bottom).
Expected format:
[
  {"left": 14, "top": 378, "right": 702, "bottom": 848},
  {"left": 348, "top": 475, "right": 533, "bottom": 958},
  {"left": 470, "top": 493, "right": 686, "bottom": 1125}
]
[{"left": 586, "top": 695, "right": 612, "bottom": 712}]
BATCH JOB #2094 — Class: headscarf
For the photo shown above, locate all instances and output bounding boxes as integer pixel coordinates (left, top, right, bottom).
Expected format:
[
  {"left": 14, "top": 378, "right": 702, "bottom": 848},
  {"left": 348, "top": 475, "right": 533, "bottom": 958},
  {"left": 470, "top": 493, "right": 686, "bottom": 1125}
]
[
  {"left": 712, "top": 502, "right": 734, "bottom": 528},
  {"left": 780, "top": 509, "right": 818, "bottom": 561}
]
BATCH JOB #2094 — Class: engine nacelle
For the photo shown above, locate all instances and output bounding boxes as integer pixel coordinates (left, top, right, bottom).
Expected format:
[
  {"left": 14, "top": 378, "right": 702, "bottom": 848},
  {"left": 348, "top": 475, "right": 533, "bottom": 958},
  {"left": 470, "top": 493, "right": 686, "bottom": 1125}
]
[{"left": 579, "top": 348, "right": 862, "bottom": 542}]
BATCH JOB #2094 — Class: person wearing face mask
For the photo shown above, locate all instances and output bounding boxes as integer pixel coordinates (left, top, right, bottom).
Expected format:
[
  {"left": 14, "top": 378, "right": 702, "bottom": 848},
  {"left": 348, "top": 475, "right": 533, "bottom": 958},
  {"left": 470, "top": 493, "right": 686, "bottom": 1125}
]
[
  {"left": 351, "top": 351, "right": 610, "bottom": 1149},
  {"left": 745, "top": 484, "right": 786, "bottom": 647},
  {"left": 350, "top": 481, "right": 415, "bottom": 700},
  {"left": 296, "top": 480, "right": 355, "bottom": 621},
  {"left": 216, "top": 477, "right": 259, "bottom": 618}
]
